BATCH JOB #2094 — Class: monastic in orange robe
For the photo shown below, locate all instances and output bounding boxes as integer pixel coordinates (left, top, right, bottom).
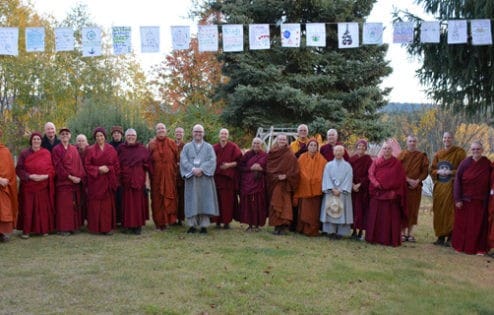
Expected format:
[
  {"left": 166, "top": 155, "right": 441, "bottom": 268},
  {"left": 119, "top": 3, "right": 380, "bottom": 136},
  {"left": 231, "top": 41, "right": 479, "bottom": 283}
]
[
  {"left": 430, "top": 146, "right": 466, "bottom": 237},
  {"left": 266, "top": 146, "right": 299, "bottom": 227},
  {"left": 148, "top": 136, "right": 179, "bottom": 229},
  {"left": 294, "top": 151, "right": 326, "bottom": 236},
  {"left": 397, "top": 150, "right": 429, "bottom": 227},
  {"left": 0, "top": 143, "right": 18, "bottom": 236}
]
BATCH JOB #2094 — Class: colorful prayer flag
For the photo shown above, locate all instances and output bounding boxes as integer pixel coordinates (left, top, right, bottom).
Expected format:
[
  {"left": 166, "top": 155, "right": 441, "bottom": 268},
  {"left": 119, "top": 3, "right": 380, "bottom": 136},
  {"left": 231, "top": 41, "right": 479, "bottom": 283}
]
[
  {"left": 82, "top": 27, "right": 102, "bottom": 57},
  {"left": 25, "top": 27, "right": 45, "bottom": 52},
  {"left": 140, "top": 26, "right": 160, "bottom": 53},
  {"left": 198, "top": 25, "right": 219, "bottom": 52},
  {"left": 281, "top": 23, "right": 301, "bottom": 48},
  {"left": 222, "top": 24, "right": 244, "bottom": 52},
  {"left": 249, "top": 24, "right": 270, "bottom": 50},
  {"left": 338, "top": 22, "right": 359, "bottom": 48}
]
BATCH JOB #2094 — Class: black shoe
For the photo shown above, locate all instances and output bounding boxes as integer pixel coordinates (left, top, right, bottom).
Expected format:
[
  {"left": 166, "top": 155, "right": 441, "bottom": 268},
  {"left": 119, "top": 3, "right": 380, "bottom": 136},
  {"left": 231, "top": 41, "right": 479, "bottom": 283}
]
[
  {"left": 444, "top": 237, "right": 452, "bottom": 247},
  {"left": 199, "top": 227, "right": 208, "bottom": 234},
  {"left": 187, "top": 227, "right": 197, "bottom": 234},
  {"left": 223, "top": 223, "right": 230, "bottom": 230},
  {"left": 433, "top": 236, "right": 445, "bottom": 246},
  {"left": 133, "top": 227, "right": 142, "bottom": 235},
  {"left": 215, "top": 223, "right": 222, "bottom": 229}
]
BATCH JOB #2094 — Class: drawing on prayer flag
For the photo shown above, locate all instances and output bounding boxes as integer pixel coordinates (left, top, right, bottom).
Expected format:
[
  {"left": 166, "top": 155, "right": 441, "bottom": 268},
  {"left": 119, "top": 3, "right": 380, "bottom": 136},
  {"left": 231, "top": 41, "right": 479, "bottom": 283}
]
[
  {"left": 82, "top": 27, "right": 102, "bottom": 57},
  {"left": 281, "top": 23, "right": 300, "bottom": 48},
  {"left": 249, "top": 24, "right": 270, "bottom": 50},
  {"left": 198, "top": 25, "right": 218, "bottom": 52},
  {"left": 222, "top": 24, "right": 243, "bottom": 52},
  {"left": 112, "top": 26, "right": 132, "bottom": 55},
  {"left": 420, "top": 21, "right": 440, "bottom": 43},
  {"left": 447, "top": 20, "right": 467, "bottom": 44},
  {"left": 171, "top": 26, "right": 190, "bottom": 50},
  {"left": 338, "top": 23, "right": 359, "bottom": 48},
  {"left": 55, "top": 28, "right": 75, "bottom": 52},
  {"left": 393, "top": 22, "right": 414, "bottom": 44},
  {"left": 140, "top": 26, "right": 160, "bottom": 53},
  {"left": 0, "top": 27, "right": 18, "bottom": 56},
  {"left": 471, "top": 19, "right": 492, "bottom": 46},
  {"left": 25, "top": 27, "right": 45, "bottom": 52},
  {"left": 306, "top": 23, "right": 326, "bottom": 47},
  {"left": 363, "top": 22, "right": 383, "bottom": 45}
]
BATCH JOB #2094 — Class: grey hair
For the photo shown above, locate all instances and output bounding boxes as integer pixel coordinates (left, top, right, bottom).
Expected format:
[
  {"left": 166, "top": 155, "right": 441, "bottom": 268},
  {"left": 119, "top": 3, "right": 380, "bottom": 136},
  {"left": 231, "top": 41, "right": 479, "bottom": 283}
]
[{"left": 125, "top": 128, "right": 137, "bottom": 136}]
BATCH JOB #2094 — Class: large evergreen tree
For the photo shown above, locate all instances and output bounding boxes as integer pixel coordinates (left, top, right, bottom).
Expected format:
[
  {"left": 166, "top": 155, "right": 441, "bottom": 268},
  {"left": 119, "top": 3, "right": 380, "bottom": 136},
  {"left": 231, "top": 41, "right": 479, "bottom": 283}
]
[
  {"left": 399, "top": 0, "right": 494, "bottom": 114},
  {"left": 199, "top": 0, "right": 392, "bottom": 141}
]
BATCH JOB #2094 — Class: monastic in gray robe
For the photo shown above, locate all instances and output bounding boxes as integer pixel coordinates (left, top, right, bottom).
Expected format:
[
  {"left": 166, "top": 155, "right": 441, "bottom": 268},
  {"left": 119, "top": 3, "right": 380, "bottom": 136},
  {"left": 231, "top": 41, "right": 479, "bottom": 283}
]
[
  {"left": 180, "top": 141, "right": 219, "bottom": 218},
  {"left": 320, "top": 159, "right": 353, "bottom": 234}
]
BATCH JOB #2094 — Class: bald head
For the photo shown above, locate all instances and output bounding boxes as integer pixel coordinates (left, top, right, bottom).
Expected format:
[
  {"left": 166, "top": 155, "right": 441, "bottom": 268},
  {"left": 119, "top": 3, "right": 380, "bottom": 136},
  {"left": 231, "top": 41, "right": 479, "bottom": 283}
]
[
  {"left": 155, "top": 123, "right": 167, "bottom": 139},
  {"left": 192, "top": 124, "right": 205, "bottom": 142},
  {"left": 442, "top": 131, "right": 454, "bottom": 149}
]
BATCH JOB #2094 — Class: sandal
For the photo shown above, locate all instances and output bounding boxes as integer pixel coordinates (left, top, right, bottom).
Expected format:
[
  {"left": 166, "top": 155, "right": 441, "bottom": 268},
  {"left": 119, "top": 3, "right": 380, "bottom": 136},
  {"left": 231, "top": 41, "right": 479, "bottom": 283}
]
[
  {"left": 401, "top": 234, "right": 409, "bottom": 242},
  {"left": 408, "top": 235, "right": 416, "bottom": 242}
]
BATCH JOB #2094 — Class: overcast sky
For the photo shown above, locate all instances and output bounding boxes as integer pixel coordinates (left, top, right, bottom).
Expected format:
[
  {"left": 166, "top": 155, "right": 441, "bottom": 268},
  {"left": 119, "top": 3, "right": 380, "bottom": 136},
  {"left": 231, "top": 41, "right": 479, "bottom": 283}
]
[{"left": 30, "top": 0, "right": 430, "bottom": 104}]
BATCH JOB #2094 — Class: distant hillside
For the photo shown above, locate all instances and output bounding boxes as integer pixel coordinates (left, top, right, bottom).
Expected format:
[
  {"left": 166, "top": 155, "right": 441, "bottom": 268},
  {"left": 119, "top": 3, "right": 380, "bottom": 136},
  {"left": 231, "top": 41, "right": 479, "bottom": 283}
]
[{"left": 380, "top": 102, "right": 434, "bottom": 113}]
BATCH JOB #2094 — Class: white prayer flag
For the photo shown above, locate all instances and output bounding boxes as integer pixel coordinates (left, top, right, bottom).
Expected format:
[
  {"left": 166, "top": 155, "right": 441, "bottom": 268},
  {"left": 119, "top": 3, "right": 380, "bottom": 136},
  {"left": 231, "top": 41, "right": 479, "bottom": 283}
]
[
  {"left": 306, "top": 23, "right": 326, "bottom": 47},
  {"left": 0, "top": 27, "right": 18, "bottom": 56},
  {"left": 420, "top": 21, "right": 440, "bottom": 43},
  {"left": 281, "top": 23, "right": 300, "bottom": 48},
  {"left": 447, "top": 20, "right": 467, "bottom": 44},
  {"left": 140, "top": 26, "right": 160, "bottom": 53},
  {"left": 55, "top": 28, "right": 74, "bottom": 52},
  {"left": 82, "top": 27, "right": 102, "bottom": 57},
  {"left": 363, "top": 22, "right": 383, "bottom": 45},
  {"left": 198, "top": 25, "right": 218, "bottom": 52},
  {"left": 338, "top": 22, "right": 359, "bottom": 48},
  {"left": 471, "top": 19, "right": 492, "bottom": 46},
  {"left": 171, "top": 26, "right": 190, "bottom": 50},
  {"left": 222, "top": 24, "right": 243, "bottom": 52},
  {"left": 25, "top": 27, "right": 45, "bottom": 52},
  {"left": 249, "top": 24, "right": 270, "bottom": 50},
  {"left": 393, "top": 22, "right": 414, "bottom": 44},
  {"left": 112, "top": 26, "right": 132, "bottom": 55}
]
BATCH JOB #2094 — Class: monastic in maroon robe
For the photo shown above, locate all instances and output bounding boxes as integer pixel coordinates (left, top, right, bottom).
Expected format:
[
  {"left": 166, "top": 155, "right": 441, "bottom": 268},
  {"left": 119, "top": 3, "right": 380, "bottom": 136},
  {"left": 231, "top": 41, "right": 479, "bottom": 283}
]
[
  {"left": 453, "top": 156, "right": 491, "bottom": 254},
  {"left": 366, "top": 156, "right": 407, "bottom": 247},
  {"left": 213, "top": 141, "right": 242, "bottom": 225},
  {"left": 118, "top": 142, "right": 150, "bottom": 229},
  {"left": 148, "top": 136, "right": 178, "bottom": 229},
  {"left": 78, "top": 148, "right": 88, "bottom": 224},
  {"left": 320, "top": 142, "right": 350, "bottom": 161},
  {"left": 176, "top": 141, "right": 185, "bottom": 222},
  {"left": 52, "top": 143, "right": 86, "bottom": 233},
  {"left": 84, "top": 143, "right": 119, "bottom": 233},
  {"left": 267, "top": 146, "right": 299, "bottom": 227},
  {"left": 489, "top": 164, "right": 494, "bottom": 251},
  {"left": 238, "top": 149, "right": 268, "bottom": 227},
  {"left": 16, "top": 148, "right": 55, "bottom": 235},
  {"left": 349, "top": 153, "right": 372, "bottom": 231}
]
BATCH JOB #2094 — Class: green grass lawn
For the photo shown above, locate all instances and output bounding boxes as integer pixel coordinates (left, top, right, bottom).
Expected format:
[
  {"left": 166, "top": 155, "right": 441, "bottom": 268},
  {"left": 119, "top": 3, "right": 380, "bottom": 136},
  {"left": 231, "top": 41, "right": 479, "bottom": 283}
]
[{"left": 1, "top": 199, "right": 493, "bottom": 314}]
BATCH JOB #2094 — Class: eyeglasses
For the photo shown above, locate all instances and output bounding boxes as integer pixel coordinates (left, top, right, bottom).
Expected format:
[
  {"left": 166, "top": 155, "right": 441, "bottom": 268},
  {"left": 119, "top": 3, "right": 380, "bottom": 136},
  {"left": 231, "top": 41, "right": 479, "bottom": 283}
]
[{"left": 471, "top": 148, "right": 482, "bottom": 151}]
